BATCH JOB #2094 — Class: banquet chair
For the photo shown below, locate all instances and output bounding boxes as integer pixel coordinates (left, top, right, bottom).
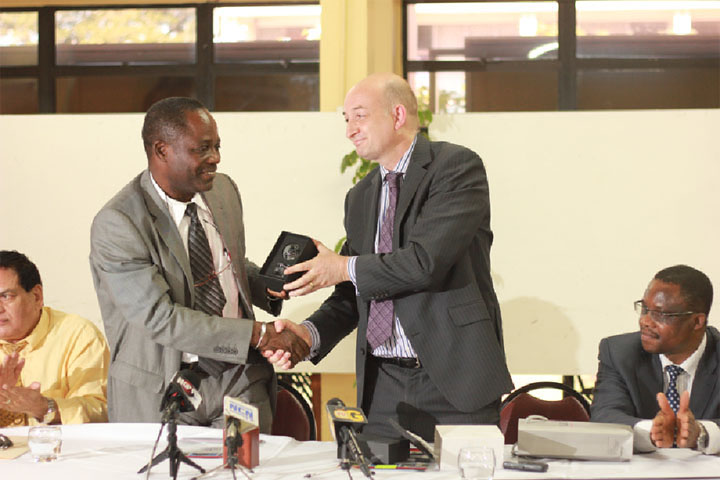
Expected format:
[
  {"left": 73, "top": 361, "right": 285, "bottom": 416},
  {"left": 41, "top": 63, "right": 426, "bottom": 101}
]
[
  {"left": 500, "top": 381, "right": 591, "bottom": 445},
  {"left": 271, "top": 379, "right": 317, "bottom": 441}
]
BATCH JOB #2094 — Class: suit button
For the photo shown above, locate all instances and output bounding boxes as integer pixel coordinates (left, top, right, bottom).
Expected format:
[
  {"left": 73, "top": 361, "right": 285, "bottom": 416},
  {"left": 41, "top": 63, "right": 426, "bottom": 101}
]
[{"left": 360, "top": 348, "right": 366, "bottom": 355}]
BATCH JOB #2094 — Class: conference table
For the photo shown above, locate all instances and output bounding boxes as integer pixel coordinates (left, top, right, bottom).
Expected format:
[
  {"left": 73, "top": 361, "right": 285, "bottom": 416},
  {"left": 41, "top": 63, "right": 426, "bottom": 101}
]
[{"left": 1, "top": 423, "right": 719, "bottom": 479}]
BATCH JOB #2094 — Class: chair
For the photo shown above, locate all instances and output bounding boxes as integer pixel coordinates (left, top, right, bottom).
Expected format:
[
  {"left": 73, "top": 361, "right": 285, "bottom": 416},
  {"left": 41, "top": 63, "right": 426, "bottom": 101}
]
[
  {"left": 500, "top": 381, "right": 591, "bottom": 445},
  {"left": 271, "top": 379, "right": 317, "bottom": 441}
]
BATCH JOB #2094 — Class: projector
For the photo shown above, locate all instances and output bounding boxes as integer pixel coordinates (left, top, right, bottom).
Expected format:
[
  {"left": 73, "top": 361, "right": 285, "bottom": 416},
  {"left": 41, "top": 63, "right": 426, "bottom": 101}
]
[{"left": 516, "top": 417, "right": 633, "bottom": 461}]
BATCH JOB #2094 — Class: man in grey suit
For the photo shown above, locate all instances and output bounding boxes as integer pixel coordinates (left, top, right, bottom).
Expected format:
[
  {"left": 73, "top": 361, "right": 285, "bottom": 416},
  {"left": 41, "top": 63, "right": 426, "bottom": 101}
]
[
  {"left": 591, "top": 265, "right": 720, "bottom": 454},
  {"left": 266, "top": 73, "right": 513, "bottom": 441},
  {"left": 90, "top": 97, "right": 307, "bottom": 430}
]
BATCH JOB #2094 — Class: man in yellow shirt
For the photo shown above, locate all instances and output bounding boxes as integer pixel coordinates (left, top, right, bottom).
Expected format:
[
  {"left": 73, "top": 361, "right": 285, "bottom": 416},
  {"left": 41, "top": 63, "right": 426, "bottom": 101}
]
[{"left": 0, "top": 250, "right": 109, "bottom": 426}]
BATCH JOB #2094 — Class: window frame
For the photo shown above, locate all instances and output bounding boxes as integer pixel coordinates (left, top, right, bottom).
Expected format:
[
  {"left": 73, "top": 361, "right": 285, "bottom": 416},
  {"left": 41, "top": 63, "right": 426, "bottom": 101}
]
[
  {"left": 0, "top": 2, "right": 320, "bottom": 113},
  {"left": 403, "top": 0, "right": 720, "bottom": 112}
]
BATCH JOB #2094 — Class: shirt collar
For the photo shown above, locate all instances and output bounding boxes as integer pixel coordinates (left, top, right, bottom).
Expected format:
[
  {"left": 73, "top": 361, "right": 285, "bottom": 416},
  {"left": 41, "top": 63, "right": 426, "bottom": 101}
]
[
  {"left": 0, "top": 306, "right": 50, "bottom": 353},
  {"left": 660, "top": 331, "right": 707, "bottom": 376},
  {"left": 149, "top": 172, "right": 210, "bottom": 228},
  {"left": 379, "top": 134, "right": 418, "bottom": 180}
]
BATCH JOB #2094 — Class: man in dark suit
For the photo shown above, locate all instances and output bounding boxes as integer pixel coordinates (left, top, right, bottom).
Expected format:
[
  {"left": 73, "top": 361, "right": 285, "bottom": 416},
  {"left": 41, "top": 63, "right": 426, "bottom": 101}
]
[
  {"left": 266, "top": 73, "right": 513, "bottom": 440},
  {"left": 591, "top": 265, "right": 719, "bottom": 454},
  {"left": 90, "top": 97, "right": 307, "bottom": 429}
]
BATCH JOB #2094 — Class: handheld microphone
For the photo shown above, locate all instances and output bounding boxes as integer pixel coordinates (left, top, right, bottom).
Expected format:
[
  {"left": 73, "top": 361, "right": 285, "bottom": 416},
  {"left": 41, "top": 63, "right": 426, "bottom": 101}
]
[
  {"left": 159, "top": 369, "right": 203, "bottom": 421},
  {"left": 325, "top": 398, "right": 373, "bottom": 478}
]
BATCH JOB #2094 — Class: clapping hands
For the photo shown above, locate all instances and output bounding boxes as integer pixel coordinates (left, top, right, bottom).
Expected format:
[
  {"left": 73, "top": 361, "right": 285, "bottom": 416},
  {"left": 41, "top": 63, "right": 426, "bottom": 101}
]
[{"left": 651, "top": 391, "right": 702, "bottom": 448}]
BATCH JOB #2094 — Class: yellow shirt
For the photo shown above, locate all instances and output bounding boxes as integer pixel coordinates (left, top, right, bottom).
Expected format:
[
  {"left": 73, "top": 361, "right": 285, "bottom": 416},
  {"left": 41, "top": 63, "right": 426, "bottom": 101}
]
[{"left": 0, "top": 306, "right": 109, "bottom": 425}]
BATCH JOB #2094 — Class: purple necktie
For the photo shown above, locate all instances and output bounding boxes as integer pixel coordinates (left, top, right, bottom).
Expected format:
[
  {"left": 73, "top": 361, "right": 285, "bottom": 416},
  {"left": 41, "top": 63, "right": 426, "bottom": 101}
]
[{"left": 367, "top": 172, "right": 402, "bottom": 350}]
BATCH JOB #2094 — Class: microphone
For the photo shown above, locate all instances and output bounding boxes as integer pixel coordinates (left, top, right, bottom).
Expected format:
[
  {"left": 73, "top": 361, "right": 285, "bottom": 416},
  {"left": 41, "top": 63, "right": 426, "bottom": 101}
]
[
  {"left": 159, "top": 369, "right": 203, "bottom": 421},
  {"left": 223, "top": 396, "right": 261, "bottom": 469},
  {"left": 325, "top": 398, "right": 373, "bottom": 478}
]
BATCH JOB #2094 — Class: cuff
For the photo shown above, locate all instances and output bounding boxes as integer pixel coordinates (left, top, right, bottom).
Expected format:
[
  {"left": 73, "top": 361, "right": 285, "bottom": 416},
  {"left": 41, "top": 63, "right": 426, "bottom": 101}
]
[
  {"left": 347, "top": 256, "right": 359, "bottom": 294},
  {"left": 698, "top": 420, "right": 720, "bottom": 455},
  {"left": 632, "top": 420, "right": 657, "bottom": 453},
  {"left": 301, "top": 320, "right": 321, "bottom": 360}
]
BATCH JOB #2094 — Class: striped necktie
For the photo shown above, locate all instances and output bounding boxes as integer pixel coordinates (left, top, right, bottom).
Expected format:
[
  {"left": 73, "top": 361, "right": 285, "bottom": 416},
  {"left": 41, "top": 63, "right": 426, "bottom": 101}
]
[
  {"left": 187, "top": 203, "right": 226, "bottom": 316},
  {"left": 367, "top": 172, "right": 402, "bottom": 350},
  {"left": 186, "top": 203, "right": 229, "bottom": 378}
]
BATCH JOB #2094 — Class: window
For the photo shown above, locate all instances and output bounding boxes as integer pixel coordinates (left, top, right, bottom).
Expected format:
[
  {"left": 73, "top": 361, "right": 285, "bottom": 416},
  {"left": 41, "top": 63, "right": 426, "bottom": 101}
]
[
  {"left": 405, "top": 0, "right": 720, "bottom": 112},
  {"left": 0, "top": 11, "right": 39, "bottom": 113},
  {"left": 0, "top": 3, "right": 320, "bottom": 114}
]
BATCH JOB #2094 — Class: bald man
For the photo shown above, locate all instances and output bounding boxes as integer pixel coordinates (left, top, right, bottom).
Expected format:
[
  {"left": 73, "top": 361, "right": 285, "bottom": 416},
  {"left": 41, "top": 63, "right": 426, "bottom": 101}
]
[{"left": 267, "top": 73, "right": 513, "bottom": 441}]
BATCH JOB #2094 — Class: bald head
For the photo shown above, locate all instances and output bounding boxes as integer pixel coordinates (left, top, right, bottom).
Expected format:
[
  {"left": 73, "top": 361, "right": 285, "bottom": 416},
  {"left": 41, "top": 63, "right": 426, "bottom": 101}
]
[
  {"left": 349, "top": 73, "right": 419, "bottom": 132},
  {"left": 343, "top": 73, "right": 420, "bottom": 169}
]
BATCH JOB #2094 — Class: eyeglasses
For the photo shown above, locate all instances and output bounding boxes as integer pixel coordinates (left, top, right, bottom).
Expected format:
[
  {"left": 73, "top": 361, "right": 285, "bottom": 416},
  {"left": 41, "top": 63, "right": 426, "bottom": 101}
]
[{"left": 634, "top": 300, "right": 695, "bottom": 325}]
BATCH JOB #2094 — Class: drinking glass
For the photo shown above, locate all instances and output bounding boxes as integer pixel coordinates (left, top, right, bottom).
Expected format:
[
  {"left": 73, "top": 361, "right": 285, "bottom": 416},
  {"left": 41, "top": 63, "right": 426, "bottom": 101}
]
[
  {"left": 28, "top": 426, "right": 62, "bottom": 462},
  {"left": 458, "top": 446, "right": 495, "bottom": 480}
]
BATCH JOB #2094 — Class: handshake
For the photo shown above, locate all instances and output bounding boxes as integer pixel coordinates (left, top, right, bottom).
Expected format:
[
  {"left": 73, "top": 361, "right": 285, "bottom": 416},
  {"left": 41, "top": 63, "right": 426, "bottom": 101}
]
[
  {"left": 253, "top": 319, "right": 312, "bottom": 370},
  {"left": 253, "top": 237, "right": 352, "bottom": 370},
  {"left": 651, "top": 391, "right": 706, "bottom": 449}
]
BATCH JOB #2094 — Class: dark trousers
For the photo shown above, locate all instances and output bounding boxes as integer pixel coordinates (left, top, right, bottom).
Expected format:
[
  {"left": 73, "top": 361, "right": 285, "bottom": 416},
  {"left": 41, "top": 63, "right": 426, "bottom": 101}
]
[{"left": 361, "top": 355, "right": 500, "bottom": 442}]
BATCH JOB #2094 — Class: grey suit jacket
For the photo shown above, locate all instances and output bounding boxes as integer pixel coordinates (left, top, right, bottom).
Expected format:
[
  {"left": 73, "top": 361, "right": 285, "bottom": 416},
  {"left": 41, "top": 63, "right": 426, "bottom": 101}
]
[
  {"left": 90, "top": 170, "right": 280, "bottom": 423},
  {"left": 307, "top": 135, "right": 513, "bottom": 412},
  {"left": 591, "top": 326, "right": 720, "bottom": 428}
]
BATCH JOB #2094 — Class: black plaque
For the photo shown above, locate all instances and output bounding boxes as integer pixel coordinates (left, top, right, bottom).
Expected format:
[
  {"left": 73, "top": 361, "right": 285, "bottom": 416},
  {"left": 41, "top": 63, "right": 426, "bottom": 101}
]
[{"left": 260, "top": 231, "right": 318, "bottom": 292}]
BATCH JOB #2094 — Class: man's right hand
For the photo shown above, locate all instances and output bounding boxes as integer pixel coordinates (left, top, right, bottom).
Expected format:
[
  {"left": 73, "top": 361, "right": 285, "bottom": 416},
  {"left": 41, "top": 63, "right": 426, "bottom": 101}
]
[
  {"left": 650, "top": 392, "right": 677, "bottom": 448},
  {"left": 0, "top": 352, "right": 24, "bottom": 389},
  {"left": 255, "top": 320, "right": 310, "bottom": 367}
]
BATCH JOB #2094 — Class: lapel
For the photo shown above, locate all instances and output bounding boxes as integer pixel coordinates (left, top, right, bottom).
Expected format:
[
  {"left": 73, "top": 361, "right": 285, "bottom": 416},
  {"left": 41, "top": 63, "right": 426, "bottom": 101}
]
[
  {"left": 202, "top": 183, "right": 254, "bottom": 319},
  {"left": 690, "top": 329, "right": 719, "bottom": 416},
  {"left": 394, "top": 135, "right": 430, "bottom": 247},
  {"left": 139, "top": 170, "right": 194, "bottom": 303},
  {"left": 637, "top": 351, "right": 664, "bottom": 415},
  {"left": 361, "top": 170, "right": 381, "bottom": 255}
]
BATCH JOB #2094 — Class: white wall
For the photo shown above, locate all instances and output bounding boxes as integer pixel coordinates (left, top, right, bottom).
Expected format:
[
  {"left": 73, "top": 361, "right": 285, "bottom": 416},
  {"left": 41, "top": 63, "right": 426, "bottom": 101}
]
[{"left": 1, "top": 109, "right": 718, "bottom": 374}]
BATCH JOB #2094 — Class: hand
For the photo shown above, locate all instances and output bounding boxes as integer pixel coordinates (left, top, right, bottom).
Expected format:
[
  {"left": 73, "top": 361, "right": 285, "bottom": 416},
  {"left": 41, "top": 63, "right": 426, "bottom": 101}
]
[
  {"left": 675, "top": 391, "right": 701, "bottom": 448},
  {"left": 266, "top": 288, "right": 289, "bottom": 300},
  {"left": 262, "top": 319, "right": 312, "bottom": 370},
  {"left": 283, "top": 239, "right": 350, "bottom": 297},
  {"left": 257, "top": 320, "right": 310, "bottom": 367},
  {"left": 650, "top": 392, "right": 676, "bottom": 448},
  {"left": 0, "top": 352, "right": 24, "bottom": 388},
  {"left": 0, "top": 382, "right": 49, "bottom": 420}
]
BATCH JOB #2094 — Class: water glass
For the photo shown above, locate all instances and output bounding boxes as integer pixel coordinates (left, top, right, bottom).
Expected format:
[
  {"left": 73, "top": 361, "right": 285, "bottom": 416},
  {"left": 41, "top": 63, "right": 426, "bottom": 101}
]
[
  {"left": 458, "top": 446, "right": 495, "bottom": 480},
  {"left": 28, "top": 426, "right": 62, "bottom": 462}
]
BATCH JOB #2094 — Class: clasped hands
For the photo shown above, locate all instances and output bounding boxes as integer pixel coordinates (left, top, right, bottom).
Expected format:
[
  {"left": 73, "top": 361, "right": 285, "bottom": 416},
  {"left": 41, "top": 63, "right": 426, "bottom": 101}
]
[
  {"left": 651, "top": 391, "right": 702, "bottom": 449},
  {"left": 254, "top": 320, "right": 311, "bottom": 370}
]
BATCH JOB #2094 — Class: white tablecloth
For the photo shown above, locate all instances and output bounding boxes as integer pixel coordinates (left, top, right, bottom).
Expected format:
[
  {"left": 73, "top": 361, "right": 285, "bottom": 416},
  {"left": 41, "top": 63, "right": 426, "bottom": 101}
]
[{"left": 2, "top": 423, "right": 719, "bottom": 479}]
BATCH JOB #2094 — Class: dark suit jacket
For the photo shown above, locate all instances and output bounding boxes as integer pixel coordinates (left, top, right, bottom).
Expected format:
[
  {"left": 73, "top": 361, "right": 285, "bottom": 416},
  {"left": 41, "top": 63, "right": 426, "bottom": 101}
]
[
  {"left": 307, "top": 135, "right": 513, "bottom": 412},
  {"left": 591, "top": 326, "right": 720, "bottom": 428},
  {"left": 90, "top": 170, "right": 280, "bottom": 423}
]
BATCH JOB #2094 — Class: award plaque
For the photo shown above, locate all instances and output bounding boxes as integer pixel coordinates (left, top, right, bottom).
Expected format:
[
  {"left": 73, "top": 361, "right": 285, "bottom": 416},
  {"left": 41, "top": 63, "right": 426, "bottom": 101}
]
[{"left": 260, "top": 231, "right": 318, "bottom": 292}]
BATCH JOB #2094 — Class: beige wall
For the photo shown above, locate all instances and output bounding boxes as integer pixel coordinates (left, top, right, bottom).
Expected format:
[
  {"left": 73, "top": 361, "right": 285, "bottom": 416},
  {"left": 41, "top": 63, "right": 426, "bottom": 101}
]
[{"left": 2, "top": 109, "right": 719, "bottom": 376}]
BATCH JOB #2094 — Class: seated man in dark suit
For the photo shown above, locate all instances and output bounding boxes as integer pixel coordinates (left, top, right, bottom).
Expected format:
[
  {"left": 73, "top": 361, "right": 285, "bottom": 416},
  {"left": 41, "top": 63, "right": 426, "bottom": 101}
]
[{"left": 591, "top": 265, "right": 719, "bottom": 454}]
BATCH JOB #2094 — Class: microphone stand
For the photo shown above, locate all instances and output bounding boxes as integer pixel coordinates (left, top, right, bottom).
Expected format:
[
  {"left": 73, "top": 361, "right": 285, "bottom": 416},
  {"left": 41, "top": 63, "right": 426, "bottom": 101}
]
[
  {"left": 191, "top": 419, "right": 253, "bottom": 480},
  {"left": 138, "top": 404, "right": 206, "bottom": 480},
  {"left": 224, "top": 419, "right": 242, "bottom": 480},
  {"left": 338, "top": 433, "right": 354, "bottom": 480}
]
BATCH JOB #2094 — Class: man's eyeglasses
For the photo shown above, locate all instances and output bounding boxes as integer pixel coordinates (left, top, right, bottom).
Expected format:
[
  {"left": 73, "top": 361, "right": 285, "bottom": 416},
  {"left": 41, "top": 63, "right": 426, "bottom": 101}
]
[{"left": 634, "top": 300, "right": 695, "bottom": 325}]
